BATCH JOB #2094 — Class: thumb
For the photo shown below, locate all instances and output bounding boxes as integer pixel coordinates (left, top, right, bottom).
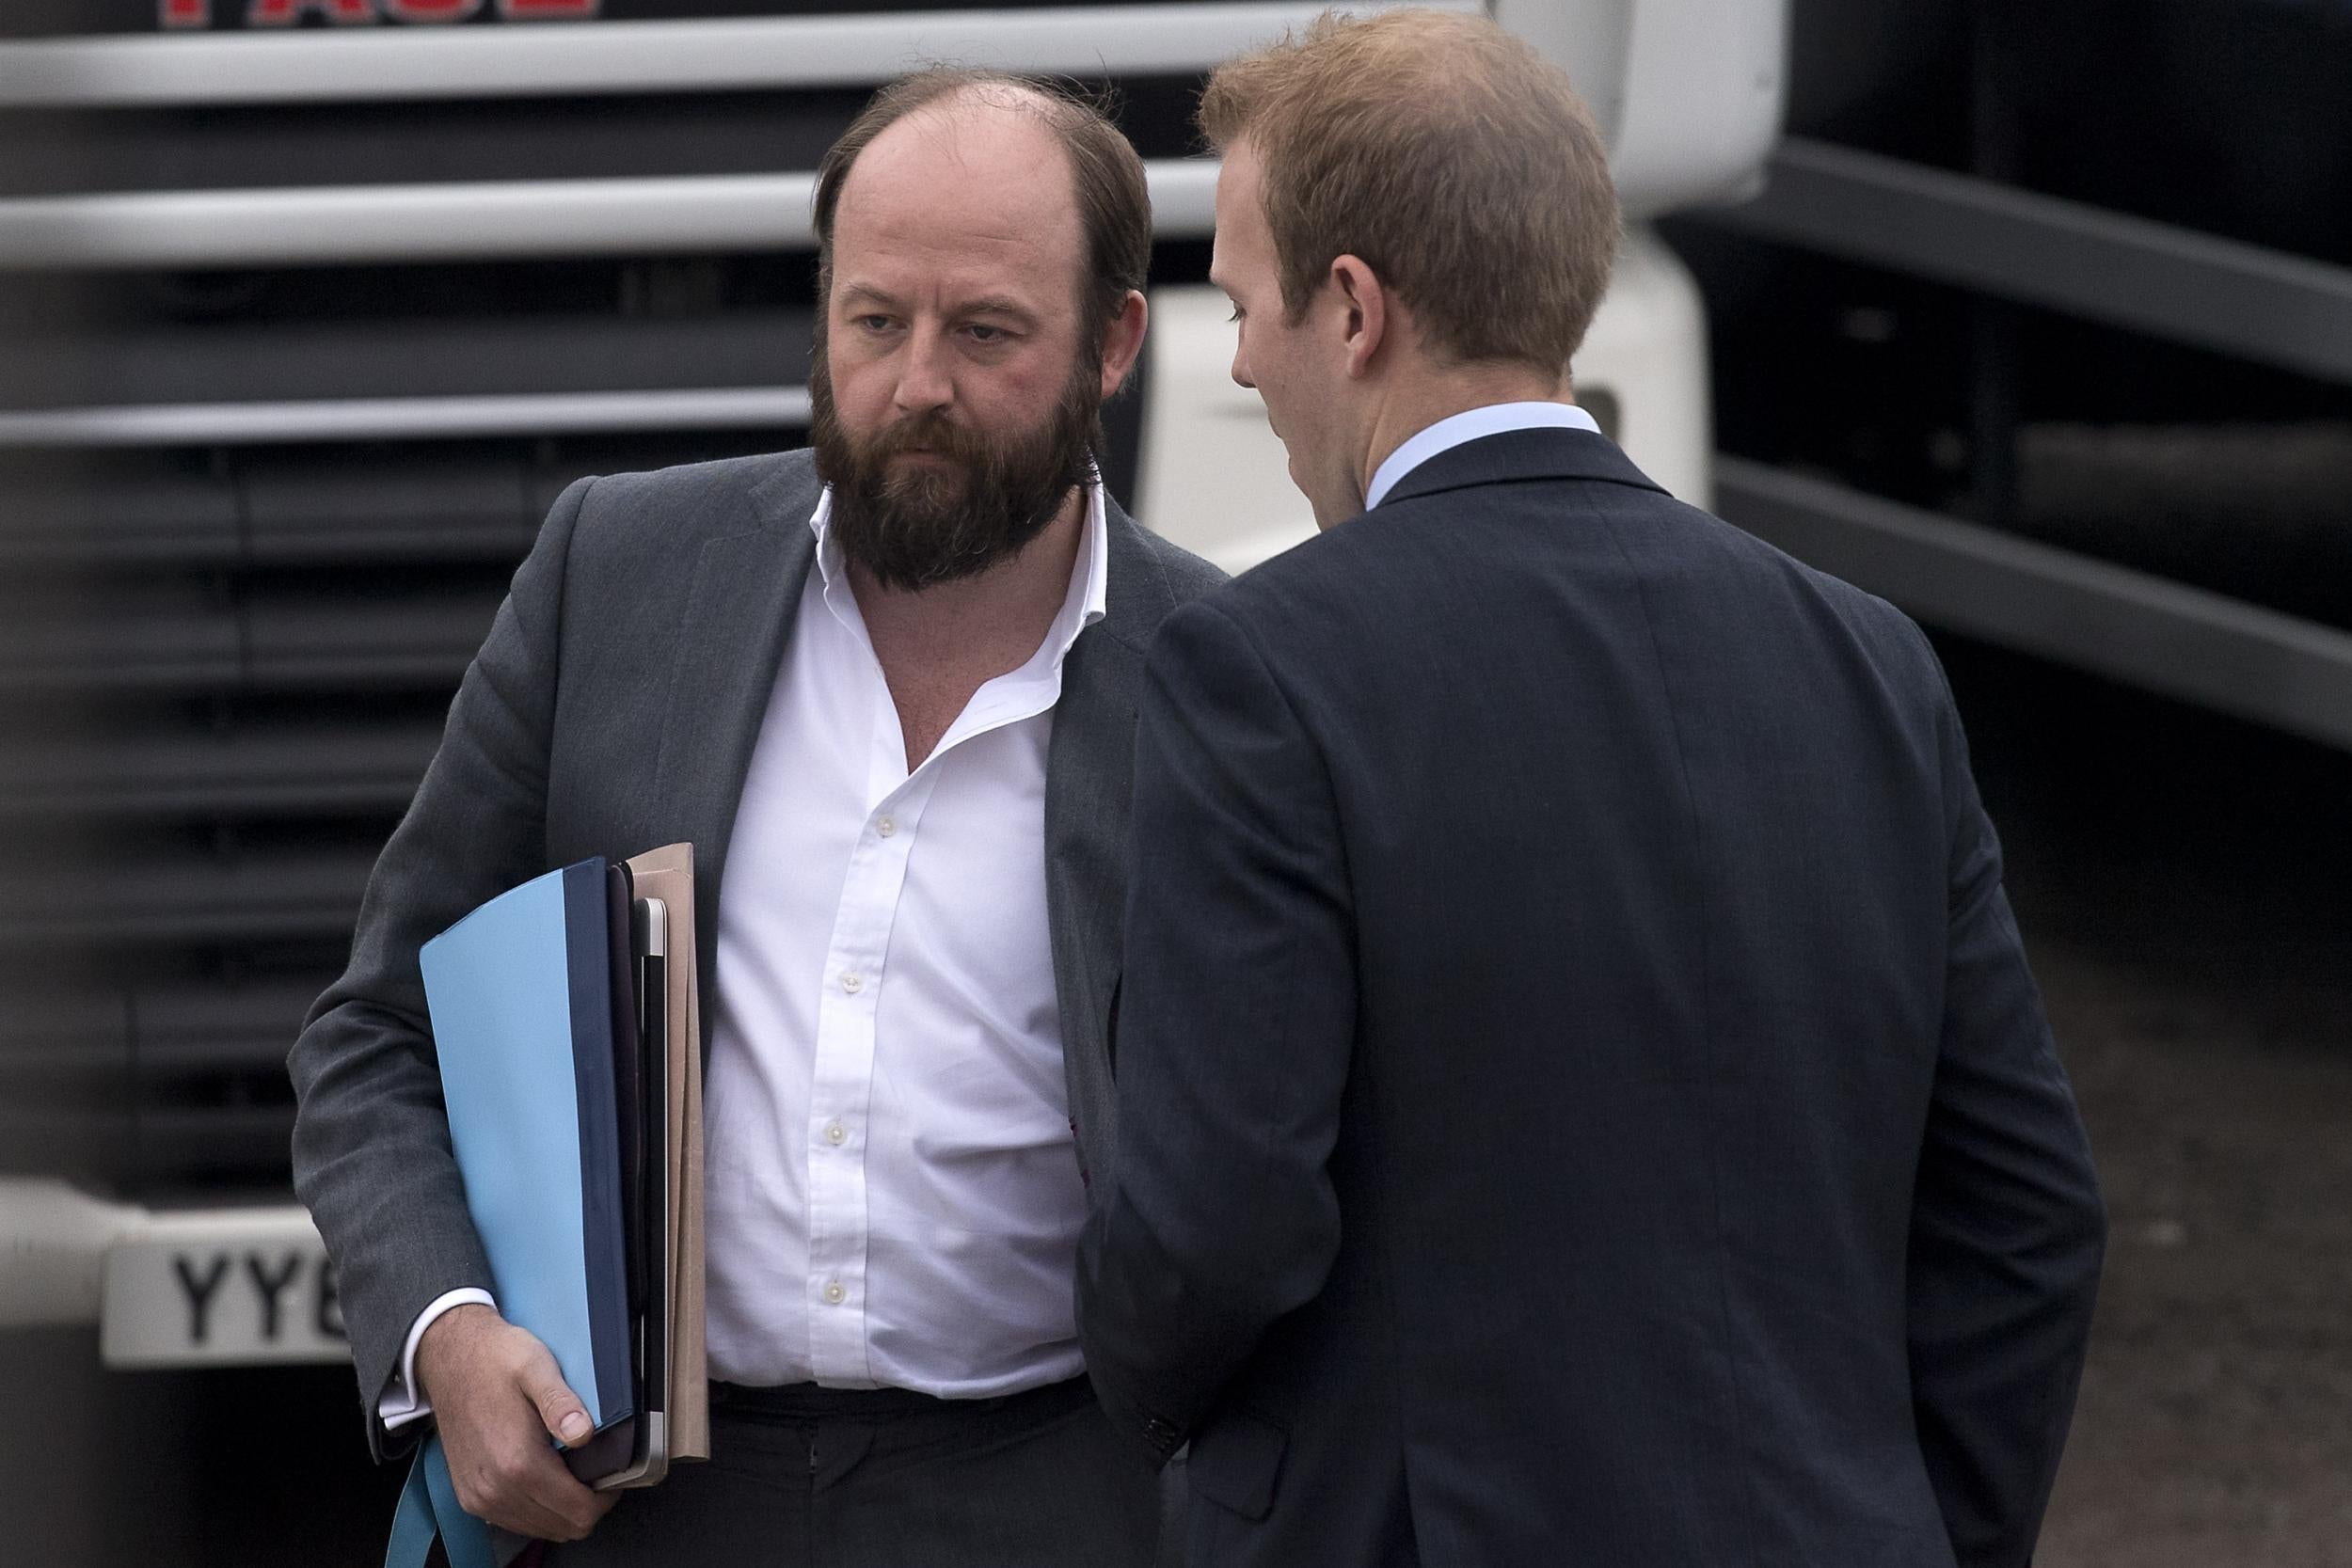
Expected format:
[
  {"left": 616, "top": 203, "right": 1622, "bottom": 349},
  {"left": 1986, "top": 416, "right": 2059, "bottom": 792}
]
[{"left": 516, "top": 1338, "right": 596, "bottom": 1448}]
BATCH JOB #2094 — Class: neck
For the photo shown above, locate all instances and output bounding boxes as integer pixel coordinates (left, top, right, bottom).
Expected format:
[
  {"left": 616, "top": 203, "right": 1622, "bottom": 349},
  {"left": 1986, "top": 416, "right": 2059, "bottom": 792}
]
[{"left": 1356, "top": 364, "right": 1570, "bottom": 506}]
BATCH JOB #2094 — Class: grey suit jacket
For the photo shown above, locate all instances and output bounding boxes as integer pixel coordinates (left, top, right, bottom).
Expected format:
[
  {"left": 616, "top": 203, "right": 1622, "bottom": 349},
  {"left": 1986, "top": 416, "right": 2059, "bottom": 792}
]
[{"left": 288, "top": 448, "right": 1223, "bottom": 1458}]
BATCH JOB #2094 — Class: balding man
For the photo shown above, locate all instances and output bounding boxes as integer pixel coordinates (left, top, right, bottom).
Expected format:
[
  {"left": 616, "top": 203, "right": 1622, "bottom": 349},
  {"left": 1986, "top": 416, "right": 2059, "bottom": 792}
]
[
  {"left": 1079, "top": 12, "right": 2105, "bottom": 1568},
  {"left": 291, "top": 72, "right": 1220, "bottom": 1565}
]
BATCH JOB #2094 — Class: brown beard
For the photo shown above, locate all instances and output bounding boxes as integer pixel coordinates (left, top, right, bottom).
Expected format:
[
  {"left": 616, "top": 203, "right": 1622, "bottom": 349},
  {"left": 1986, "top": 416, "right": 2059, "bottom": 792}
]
[{"left": 809, "top": 338, "right": 1104, "bottom": 593}]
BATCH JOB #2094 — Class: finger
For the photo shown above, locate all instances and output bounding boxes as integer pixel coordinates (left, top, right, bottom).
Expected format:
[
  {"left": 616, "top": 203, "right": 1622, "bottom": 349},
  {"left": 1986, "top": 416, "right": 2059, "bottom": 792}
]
[
  {"left": 482, "top": 1446, "right": 604, "bottom": 1543},
  {"left": 571, "top": 1481, "right": 621, "bottom": 1534},
  {"left": 520, "top": 1451, "right": 615, "bottom": 1541},
  {"left": 457, "top": 1467, "right": 578, "bottom": 1544},
  {"left": 506, "top": 1422, "right": 613, "bottom": 1529},
  {"left": 485, "top": 1489, "right": 575, "bottom": 1544},
  {"left": 512, "top": 1339, "right": 596, "bottom": 1449}
]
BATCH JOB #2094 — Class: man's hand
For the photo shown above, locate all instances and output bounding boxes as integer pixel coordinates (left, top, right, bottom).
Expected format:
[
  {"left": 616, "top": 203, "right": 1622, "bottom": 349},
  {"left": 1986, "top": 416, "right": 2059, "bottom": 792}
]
[{"left": 415, "top": 1303, "right": 618, "bottom": 1542}]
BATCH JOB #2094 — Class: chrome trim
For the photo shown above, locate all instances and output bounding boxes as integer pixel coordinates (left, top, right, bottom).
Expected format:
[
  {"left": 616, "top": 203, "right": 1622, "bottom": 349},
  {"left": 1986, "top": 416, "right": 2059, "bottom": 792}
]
[
  {"left": 0, "top": 159, "right": 1218, "bottom": 269},
  {"left": 0, "top": 386, "right": 815, "bottom": 447},
  {"left": 0, "top": 3, "right": 1471, "bottom": 108}
]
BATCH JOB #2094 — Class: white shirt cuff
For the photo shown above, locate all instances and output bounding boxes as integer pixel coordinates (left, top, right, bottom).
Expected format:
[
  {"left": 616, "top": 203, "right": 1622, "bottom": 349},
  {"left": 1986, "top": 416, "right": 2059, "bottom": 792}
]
[{"left": 378, "top": 1288, "right": 499, "bottom": 1432}]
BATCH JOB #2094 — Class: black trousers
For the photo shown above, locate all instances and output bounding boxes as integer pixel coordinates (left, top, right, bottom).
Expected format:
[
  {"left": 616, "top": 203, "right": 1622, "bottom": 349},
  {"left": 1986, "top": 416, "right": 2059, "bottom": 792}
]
[{"left": 548, "top": 1378, "right": 1163, "bottom": 1568}]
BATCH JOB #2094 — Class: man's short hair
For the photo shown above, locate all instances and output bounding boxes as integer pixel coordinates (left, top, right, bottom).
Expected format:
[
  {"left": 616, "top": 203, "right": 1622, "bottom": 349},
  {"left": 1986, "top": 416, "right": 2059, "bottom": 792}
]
[
  {"left": 814, "top": 70, "right": 1152, "bottom": 356},
  {"left": 1200, "top": 9, "right": 1620, "bottom": 372}
]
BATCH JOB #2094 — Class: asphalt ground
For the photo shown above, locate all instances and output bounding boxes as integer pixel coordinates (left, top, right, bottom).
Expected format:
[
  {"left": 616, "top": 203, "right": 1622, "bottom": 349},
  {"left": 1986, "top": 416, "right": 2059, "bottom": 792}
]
[
  {"left": 3, "top": 631, "right": 2347, "bottom": 1565},
  {"left": 1951, "top": 640, "right": 2352, "bottom": 1568}
]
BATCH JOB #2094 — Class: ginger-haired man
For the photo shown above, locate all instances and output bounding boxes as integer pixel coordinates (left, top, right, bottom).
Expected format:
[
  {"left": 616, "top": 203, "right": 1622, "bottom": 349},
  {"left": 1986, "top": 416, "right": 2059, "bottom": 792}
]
[{"left": 1079, "top": 12, "right": 2105, "bottom": 1567}]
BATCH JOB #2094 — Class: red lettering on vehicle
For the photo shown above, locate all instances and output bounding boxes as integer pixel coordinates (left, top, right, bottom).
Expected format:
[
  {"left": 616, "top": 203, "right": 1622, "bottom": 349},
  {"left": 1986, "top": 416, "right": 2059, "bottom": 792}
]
[
  {"left": 160, "top": 0, "right": 212, "bottom": 26},
  {"left": 383, "top": 0, "right": 486, "bottom": 18},
  {"left": 247, "top": 0, "right": 375, "bottom": 22},
  {"left": 501, "top": 0, "right": 600, "bottom": 17}
]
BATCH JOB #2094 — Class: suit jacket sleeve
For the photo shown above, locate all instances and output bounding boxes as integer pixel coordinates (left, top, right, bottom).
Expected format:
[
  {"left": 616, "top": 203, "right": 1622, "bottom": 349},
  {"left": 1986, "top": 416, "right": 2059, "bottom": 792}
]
[
  {"left": 288, "top": 475, "right": 594, "bottom": 1461},
  {"left": 1907, "top": 651, "right": 2107, "bottom": 1568},
  {"left": 1077, "top": 595, "right": 1357, "bottom": 1461}
]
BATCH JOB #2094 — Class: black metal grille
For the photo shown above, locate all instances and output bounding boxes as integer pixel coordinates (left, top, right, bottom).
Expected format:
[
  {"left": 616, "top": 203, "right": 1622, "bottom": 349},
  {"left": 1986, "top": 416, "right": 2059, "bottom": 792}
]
[{"left": 0, "top": 8, "right": 1179, "bottom": 1197}]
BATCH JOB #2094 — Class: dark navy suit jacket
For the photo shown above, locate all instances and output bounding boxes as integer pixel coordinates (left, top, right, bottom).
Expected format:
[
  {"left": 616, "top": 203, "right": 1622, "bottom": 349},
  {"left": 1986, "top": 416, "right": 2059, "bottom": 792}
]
[{"left": 1077, "top": 428, "right": 2106, "bottom": 1568}]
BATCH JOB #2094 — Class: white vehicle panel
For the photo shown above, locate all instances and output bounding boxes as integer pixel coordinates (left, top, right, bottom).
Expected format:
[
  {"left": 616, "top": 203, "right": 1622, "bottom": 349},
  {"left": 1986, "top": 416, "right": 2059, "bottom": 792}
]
[
  {"left": 1139, "top": 223, "right": 1712, "bottom": 576},
  {"left": 1136, "top": 283, "right": 1319, "bottom": 576}
]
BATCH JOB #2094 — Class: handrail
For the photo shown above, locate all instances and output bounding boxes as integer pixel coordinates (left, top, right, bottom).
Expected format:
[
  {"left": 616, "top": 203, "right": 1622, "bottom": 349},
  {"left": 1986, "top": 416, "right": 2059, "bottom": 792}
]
[
  {"left": 1705, "top": 137, "right": 2352, "bottom": 389},
  {"left": 1715, "top": 454, "right": 2352, "bottom": 754},
  {"left": 0, "top": 4, "right": 1470, "bottom": 109},
  {"left": 0, "top": 158, "right": 1219, "bottom": 270}
]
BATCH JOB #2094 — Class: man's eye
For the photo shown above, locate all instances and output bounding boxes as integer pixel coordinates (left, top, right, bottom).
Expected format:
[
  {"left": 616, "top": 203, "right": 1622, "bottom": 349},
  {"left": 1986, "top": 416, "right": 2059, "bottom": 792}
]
[
  {"left": 1227, "top": 306, "right": 1243, "bottom": 324},
  {"left": 857, "top": 314, "right": 894, "bottom": 332},
  {"left": 967, "top": 324, "right": 1008, "bottom": 343}
]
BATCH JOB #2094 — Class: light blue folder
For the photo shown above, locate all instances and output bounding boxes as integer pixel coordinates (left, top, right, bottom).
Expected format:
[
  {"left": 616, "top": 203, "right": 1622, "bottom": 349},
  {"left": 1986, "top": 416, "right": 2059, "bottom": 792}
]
[{"left": 389, "top": 859, "right": 634, "bottom": 1568}]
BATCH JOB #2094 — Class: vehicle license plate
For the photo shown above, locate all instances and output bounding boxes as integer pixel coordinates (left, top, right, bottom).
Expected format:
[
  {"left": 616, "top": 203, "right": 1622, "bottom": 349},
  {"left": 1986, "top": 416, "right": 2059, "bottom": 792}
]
[{"left": 101, "top": 1207, "right": 350, "bottom": 1368}]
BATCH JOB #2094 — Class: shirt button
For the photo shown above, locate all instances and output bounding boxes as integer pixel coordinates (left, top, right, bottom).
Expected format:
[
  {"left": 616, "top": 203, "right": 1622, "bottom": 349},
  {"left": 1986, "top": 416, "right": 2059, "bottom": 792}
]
[
  {"left": 823, "top": 1280, "right": 846, "bottom": 1306},
  {"left": 841, "top": 971, "right": 863, "bottom": 994},
  {"left": 825, "top": 1120, "right": 848, "bottom": 1146},
  {"left": 876, "top": 816, "right": 897, "bottom": 838}
]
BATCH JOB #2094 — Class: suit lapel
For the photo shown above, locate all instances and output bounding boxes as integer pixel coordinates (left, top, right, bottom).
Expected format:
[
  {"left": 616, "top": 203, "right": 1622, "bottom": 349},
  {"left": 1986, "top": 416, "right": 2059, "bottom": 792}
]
[
  {"left": 1046, "top": 503, "right": 1177, "bottom": 1190},
  {"left": 653, "top": 460, "right": 821, "bottom": 1059},
  {"left": 643, "top": 467, "right": 1180, "bottom": 1148}
]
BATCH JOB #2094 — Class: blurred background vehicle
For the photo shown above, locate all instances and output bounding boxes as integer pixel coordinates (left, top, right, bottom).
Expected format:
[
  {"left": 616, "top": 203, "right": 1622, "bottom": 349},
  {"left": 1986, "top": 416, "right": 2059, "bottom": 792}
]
[
  {"left": 3, "top": 0, "right": 2349, "bottom": 1562},
  {"left": 0, "top": 0, "right": 1774, "bottom": 1385}
]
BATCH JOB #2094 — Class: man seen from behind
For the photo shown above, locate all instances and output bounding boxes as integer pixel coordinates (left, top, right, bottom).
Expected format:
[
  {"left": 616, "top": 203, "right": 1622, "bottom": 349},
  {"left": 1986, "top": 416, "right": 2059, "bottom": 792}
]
[{"left": 1078, "top": 12, "right": 2107, "bottom": 1567}]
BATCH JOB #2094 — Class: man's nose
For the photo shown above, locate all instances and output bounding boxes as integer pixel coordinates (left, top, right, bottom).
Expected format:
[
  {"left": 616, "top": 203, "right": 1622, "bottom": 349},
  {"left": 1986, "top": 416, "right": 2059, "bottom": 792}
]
[
  {"left": 1230, "top": 342, "right": 1254, "bottom": 390},
  {"left": 895, "top": 331, "right": 955, "bottom": 413}
]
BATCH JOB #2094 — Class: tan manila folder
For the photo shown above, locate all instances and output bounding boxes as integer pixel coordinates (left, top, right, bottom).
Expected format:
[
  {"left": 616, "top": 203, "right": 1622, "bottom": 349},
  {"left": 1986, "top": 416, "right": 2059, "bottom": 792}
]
[{"left": 625, "top": 843, "right": 709, "bottom": 1462}]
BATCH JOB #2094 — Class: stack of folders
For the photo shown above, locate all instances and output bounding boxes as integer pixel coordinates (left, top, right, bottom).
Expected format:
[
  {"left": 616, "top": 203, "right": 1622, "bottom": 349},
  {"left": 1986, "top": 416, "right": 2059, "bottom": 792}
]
[{"left": 389, "top": 844, "right": 707, "bottom": 1568}]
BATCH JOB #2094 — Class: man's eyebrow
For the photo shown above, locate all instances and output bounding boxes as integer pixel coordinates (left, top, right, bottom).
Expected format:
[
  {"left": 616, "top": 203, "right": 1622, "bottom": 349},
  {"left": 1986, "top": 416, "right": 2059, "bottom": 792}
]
[
  {"left": 835, "top": 282, "right": 901, "bottom": 310},
  {"left": 961, "top": 295, "right": 1041, "bottom": 323}
]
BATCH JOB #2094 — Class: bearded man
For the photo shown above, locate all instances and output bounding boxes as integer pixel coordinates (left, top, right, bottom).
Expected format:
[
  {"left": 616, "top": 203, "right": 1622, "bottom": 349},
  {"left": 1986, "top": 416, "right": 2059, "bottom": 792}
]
[{"left": 289, "top": 71, "right": 1220, "bottom": 1566}]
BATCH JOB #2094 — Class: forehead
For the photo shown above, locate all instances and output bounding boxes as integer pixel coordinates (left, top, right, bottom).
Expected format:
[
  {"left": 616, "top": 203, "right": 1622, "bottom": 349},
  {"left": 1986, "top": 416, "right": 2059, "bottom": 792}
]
[
  {"left": 1209, "top": 138, "right": 1273, "bottom": 286},
  {"left": 832, "top": 98, "right": 1085, "bottom": 307}
]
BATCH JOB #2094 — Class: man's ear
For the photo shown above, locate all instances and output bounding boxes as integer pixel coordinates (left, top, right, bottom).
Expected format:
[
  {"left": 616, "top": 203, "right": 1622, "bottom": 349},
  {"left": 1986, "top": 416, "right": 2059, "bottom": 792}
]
[
  {"left": 1328, "top": 255, "right": 1388, "bottom": 381},
  {"left": 1099, "top": 290, "right": 1150, "bottom": 401}
]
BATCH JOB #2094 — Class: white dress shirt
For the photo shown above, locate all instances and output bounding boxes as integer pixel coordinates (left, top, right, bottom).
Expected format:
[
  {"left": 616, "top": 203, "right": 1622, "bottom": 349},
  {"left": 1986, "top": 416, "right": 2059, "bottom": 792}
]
[
  {"left": 1364, "top": 400, "right": 1603, "bottom": 511},
  {"left": 701, "top": 483, "right": 1104, "bottom": 1394},
  {"left": 384, "top": 480, "right": 1106, "bottom": 1425}
]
